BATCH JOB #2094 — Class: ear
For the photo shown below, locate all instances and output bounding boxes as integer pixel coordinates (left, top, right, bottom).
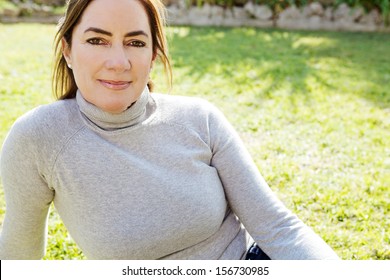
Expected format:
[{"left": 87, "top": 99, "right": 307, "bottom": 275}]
[{"left": 62, "top": 38, "right": 72, "bottom": 65}]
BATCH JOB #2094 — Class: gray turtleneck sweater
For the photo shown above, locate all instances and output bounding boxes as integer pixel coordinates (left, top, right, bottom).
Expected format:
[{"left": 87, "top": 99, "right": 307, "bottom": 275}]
[{"left": 0, "top": 88, "right": 339, "bottom": 260}]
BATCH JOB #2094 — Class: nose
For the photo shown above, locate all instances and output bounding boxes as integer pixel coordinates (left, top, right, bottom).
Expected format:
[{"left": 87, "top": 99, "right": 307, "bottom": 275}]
[{"left": 105, "top": 45, "right": 131, "bottom": 72}]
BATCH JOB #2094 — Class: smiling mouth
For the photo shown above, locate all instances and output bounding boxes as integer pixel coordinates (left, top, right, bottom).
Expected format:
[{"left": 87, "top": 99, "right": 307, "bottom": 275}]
[{"left": 98, "top": 79, "right": 131, "bottom": 90}]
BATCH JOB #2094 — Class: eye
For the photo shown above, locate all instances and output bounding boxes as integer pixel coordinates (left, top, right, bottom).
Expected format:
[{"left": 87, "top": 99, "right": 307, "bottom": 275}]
[
  {"left": 86, "top": 38, "right": 108, "bottom": 45},
  {"left": 127, "top": 40, "right": 146, "bottom": 48}
]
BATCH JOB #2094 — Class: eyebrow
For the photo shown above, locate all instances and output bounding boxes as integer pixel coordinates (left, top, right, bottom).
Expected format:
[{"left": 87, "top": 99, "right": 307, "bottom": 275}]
[{"left": 84, "top": 27, "right": 148, "bottom": 38}]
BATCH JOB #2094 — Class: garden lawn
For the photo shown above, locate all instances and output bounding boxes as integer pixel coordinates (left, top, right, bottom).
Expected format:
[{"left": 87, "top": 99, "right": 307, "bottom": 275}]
[{"left": 0, "top": 23, "right": 389, "bottom": 260}]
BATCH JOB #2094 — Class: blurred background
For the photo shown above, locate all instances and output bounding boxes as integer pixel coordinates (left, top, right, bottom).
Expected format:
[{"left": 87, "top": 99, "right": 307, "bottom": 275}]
[
  {"left": 0, "top": 0, "right": 389, "bottom": 31},
  {"left": 0, "top": 0, "right": 389, "bottom": 260}
]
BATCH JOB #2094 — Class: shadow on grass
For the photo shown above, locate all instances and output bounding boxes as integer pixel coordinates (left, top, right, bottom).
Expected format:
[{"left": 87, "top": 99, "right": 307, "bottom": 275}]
[{"left": 169, "top": 27, "right": 390, "bottom": 108}]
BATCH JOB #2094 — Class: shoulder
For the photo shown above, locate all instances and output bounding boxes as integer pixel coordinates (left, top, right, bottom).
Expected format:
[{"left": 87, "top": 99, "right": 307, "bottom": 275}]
[
  {"left": 1, "top": 99, "right": 80, "bottom": 178},
  {"left": 14, "top": 98, "right": 77, "bottom": 129},
  {"left": 149, "top": 93, "right": 233, "bottom": 144},
  {"left": 151, "top": 93, "right": 221, "bottom": 121},
  {"left": 4, "top": 99, "right": 81, "bottom": 148}
]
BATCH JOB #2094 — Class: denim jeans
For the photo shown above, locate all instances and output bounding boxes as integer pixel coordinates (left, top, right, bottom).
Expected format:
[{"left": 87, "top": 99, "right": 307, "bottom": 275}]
[{"left": 245, "top": 243, "right": 271, "bottom": 260}]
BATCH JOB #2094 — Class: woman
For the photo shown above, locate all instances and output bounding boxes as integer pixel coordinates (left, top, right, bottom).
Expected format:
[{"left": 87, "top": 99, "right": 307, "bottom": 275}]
[{"left": 0, "top": 0, "right": 339, "bottom": 260}]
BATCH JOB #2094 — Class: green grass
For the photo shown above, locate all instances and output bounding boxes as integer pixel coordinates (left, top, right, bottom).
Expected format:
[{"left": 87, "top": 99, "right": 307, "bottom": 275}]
[{"left": 0, "top": 23, "right": 389, "bottom": 260}]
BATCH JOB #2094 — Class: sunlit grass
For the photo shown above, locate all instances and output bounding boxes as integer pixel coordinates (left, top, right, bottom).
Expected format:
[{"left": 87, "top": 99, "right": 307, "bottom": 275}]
[{"left": 0, "top": 23, "right": 389, "bottom": 260}]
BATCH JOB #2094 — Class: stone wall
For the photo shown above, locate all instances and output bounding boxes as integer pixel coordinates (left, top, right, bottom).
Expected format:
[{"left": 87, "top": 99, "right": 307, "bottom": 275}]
[
  {"left": 166, "top": 1, "right": 390, "bottom": 32},
  {"left": 1, "top": 0, "right": 389, "bottom": 32}
]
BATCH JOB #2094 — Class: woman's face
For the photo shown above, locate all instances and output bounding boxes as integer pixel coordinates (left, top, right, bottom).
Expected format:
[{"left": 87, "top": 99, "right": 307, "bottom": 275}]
[{"left": 63, "top": 0, "right": 154, "bottom": 113}]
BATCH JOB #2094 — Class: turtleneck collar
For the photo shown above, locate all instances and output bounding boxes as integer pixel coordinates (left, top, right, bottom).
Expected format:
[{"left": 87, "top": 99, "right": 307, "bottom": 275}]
[{"left": 76, "top": 87, "right": 150, "bottom": 131}]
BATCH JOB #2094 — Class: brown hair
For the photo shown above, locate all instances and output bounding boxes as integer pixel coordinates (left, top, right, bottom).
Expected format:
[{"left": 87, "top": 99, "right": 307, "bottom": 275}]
[{"left": 52, "top": 0, "right": 172, "bottom": 100}]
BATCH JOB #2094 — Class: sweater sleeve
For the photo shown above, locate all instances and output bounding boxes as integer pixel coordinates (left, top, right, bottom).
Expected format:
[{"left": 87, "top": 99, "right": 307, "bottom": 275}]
[
  {"left": 207, "top": 104, "right": 339, "bottom": 260},
  {"left": 0, "top": 114, "right": 54, "bottom": 259}
]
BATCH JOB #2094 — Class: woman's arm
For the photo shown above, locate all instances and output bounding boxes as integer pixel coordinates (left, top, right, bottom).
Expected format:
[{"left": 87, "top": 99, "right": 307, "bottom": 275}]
[
  {"left": 207, "top": 104, "right": 339, "bottom": 260},
  {"left": 0, "top": 115, "right": 54, "bottom": 259}
]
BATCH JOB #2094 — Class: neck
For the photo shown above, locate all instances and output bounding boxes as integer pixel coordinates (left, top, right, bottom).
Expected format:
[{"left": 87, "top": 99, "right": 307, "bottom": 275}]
[{"left": 76, "top": 87, "right": 150, "bottom": 131}]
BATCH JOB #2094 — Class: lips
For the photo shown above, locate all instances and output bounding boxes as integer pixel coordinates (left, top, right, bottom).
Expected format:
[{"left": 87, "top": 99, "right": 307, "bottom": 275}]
[{"left": 98, "top": 79, "right": 131, "bottom": 90}]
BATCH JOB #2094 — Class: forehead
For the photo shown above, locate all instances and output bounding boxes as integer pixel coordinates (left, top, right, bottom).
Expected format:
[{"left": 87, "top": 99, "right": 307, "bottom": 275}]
[{"left": 76, "top": 0, "right": 150, "bottom": 34}]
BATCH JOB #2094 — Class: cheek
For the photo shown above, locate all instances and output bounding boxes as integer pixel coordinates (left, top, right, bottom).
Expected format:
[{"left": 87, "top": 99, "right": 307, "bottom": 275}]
[
  {"left": 73, "top": 50, "right": 100, "bottom": 70},
  {"left": 134, "top": 54, "right": 154, "bottom": 72},
  {"left": 72, "top": 53, "right": 103, "bottom": 84}
]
